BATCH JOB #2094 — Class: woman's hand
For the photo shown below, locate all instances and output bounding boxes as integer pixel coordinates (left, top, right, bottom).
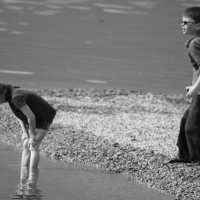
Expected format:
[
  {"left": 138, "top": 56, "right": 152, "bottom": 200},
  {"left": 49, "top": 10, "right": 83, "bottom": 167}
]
[{"left": 28, "top": 137, "right": 37, "bottom": 149}]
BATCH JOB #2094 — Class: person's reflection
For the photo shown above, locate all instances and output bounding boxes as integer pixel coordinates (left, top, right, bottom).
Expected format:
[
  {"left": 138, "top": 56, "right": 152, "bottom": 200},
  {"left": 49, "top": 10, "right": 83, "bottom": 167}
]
[
  {"left": 14, "top": 186, "right": 43, "bottom": 200},
  {"left": 15, "top": 161, "right": 43, "bottom": 199},
  {"left": 19, "top": 164, "right": 39, "bottom": 192},
  {"left": 17, "top": 138, "right": 40, "bottom": 193}
]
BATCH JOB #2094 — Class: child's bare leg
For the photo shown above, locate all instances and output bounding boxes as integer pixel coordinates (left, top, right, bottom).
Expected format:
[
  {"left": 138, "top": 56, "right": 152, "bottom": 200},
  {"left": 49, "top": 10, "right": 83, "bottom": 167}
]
[
  {"left": 20, "top": 138, "right": 30, "bottom": 185},
  {"left": 27, "top": 129, "right": 47, "bottom": 188}
]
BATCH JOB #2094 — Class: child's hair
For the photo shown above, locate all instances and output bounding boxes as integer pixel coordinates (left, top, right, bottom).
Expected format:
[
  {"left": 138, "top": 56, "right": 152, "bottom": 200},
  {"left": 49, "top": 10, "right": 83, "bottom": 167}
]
[{"left": 183, "top": 7, "right": 200, "bottom": 23}]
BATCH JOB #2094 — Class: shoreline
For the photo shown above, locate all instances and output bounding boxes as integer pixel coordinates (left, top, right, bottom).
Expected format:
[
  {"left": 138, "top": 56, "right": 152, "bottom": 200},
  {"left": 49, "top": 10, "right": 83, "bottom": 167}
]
[{"left": 0, "top": 88, "right": 199, "bottom": 200}]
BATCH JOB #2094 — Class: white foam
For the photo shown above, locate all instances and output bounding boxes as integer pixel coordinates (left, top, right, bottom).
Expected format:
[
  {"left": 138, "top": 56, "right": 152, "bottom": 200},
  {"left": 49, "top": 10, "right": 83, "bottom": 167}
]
[
  {"left": 0, "top": 70, "right": 34, "bottom": 75},
  {"left": 103, "top": 9, "right": 147, "bottom": 15},
  {"left": 47, "top": 4, "right": 62, "bottom": 9},
  {"left": 22, "top": 0, "right": 44, "bottom": 5},
  {"left": 6, "top": 6, "right": 24, "bottom": 11},
  {"left": 3, "top": 0, "right": 21, "bottom": 3},
  {"left": 95, "top": 3, "right": 132, "bottom": 10},
  {"left": 10, "top": 31, "right": 23, "bottom": 34},
  {"left": 46, "top": 0, "right": 89, "bottom": 4},
  {"left": 129, "top": 1, "right": 159, "bottom": 9},
  {"left": 87, "top": 80, "right": 107, "bottom": 84},
  {"left": 46, "top": 0, "right": 70, "bottom": 4},
  {"left": 19, "top": 1, "right": 44, "bottom": 5},
  {"left": 0, "top": 28, "right": 7, "bottom": 31},
  {"left": 17, "top": 21, "right": 29, "bottom": 26},
  {"left": 32, "top": 10, "right": 59, "bottom": 15},
  {"left": 67, "top": 5, "right": 91, "bottom": 10}
]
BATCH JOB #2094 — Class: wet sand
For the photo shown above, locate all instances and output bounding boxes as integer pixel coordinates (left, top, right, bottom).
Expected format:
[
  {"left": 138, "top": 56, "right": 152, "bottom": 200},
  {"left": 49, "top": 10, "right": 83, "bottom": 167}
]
[{"left": 0, "top": 142, "right": 175, "bottom": 200}]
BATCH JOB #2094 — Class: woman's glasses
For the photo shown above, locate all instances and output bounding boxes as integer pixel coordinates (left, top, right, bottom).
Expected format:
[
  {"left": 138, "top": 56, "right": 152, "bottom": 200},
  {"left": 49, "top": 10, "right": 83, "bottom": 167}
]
[{"left": 181, "top": 21, "right": 196, "bottom": 25}]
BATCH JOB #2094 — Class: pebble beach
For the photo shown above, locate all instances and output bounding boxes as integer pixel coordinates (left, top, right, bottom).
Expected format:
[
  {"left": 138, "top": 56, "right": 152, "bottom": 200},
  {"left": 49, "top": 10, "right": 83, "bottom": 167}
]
[{"left": 0, "top": 88, "right": 199, "bottom": 200}]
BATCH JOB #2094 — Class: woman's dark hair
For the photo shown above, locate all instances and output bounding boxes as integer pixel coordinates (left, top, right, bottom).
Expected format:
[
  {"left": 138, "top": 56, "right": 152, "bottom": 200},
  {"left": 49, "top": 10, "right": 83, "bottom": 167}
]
[
  {"left": 183, "top": 7, "right": 200, "bottom": 23},
  {"left": 0, "top": 82, "right": 6, "bottom": 95}
]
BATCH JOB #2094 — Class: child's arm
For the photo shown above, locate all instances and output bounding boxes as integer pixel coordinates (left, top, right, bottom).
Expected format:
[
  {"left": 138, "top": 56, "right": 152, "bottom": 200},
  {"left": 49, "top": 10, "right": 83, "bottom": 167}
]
[{"left": 186, "top": 72, "right": 200, "bottom": 97}]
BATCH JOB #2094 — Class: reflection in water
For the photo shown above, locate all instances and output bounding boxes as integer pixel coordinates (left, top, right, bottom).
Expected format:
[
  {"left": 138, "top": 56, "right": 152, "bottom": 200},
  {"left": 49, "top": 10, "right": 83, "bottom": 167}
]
[
  {"left": 12, "top": 187, "right": 43, "bottom": 200},
  {"left": 12, "top": 157, "right": 44, "bottom": 199}
]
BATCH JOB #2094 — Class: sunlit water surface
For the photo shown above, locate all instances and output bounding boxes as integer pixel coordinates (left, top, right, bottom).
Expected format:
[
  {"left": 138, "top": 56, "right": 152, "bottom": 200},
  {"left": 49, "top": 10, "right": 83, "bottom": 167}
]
[{"left": 0, "top": 0, "right": 199, "bottom": 94}]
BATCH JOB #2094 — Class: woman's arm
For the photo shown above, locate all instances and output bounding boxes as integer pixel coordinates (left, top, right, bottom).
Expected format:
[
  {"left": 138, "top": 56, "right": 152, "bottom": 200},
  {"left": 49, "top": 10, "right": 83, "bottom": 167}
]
[
  {"left": 19, "top": 105, "right": 36, "bottom": 141},
  {"left": 18, "top": 118, "right": 29, "bottom": 137}
]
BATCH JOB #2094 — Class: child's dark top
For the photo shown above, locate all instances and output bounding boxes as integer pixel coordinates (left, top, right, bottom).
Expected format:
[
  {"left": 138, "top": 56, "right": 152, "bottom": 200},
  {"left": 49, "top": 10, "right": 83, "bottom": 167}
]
[
  {"left": 6, "top": 86, "right": 56, "bottom": 129},
  {"left": 186, "top": 35, "right": 200, "bottom": 85}
]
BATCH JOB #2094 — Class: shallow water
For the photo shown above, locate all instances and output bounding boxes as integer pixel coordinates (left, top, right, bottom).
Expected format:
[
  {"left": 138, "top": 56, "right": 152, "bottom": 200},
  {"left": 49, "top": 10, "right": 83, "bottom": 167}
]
[
  {"left": 0, "top": 142, "right": 175, "bottom": 200},
  {"left": 0, "top": 0, "right": 195, "bottom": 94}
]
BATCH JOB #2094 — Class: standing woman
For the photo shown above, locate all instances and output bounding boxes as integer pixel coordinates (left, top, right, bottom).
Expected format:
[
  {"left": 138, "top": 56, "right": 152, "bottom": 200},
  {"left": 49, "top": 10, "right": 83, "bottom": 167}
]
[{"left": 0, "top": 82, "right": 56, "bottom": 191}]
